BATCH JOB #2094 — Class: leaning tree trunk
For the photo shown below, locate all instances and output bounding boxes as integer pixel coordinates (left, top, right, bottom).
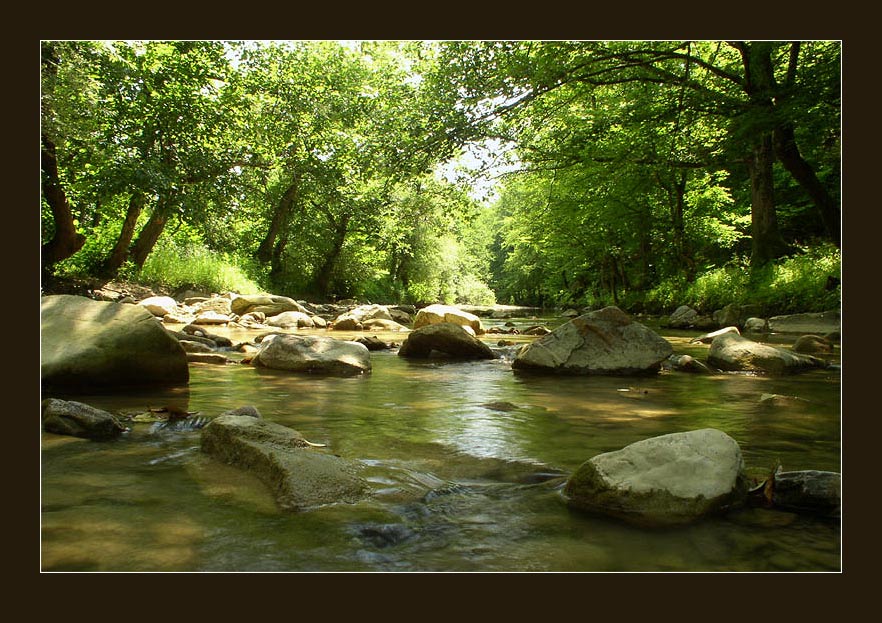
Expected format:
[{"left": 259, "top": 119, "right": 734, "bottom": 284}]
[
  {"left": 257, "top": 177, "right": 299, "bottom": 264},
  {"left": 772, "top": 41, "right": 841, "bottom": 249},
  {"left": 128, "top": 197, "right": 173, "bottom": 269},
  {"left": 312, "top": 213, "right": 351, "bottom": 299},
  {"left": 101, "top": 192, "right": 145, "bottom": 277},
  {"left": 773, "top": 123, "right": 841, "bottom": 248},
  {"left": 41, "top": 134, "right": 85, "bottom": 271}
]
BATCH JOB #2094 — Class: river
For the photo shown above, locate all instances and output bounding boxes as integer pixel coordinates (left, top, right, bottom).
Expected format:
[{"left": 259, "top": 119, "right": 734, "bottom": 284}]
[{"left": 40, "top": 315, "right": 841, "bottom": 572}]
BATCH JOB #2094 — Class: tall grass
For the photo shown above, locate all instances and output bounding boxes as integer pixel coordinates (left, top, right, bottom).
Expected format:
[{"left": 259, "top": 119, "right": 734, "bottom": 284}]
[
  {"left": 137, "top": 240, "right": 263, "bottom": 295},
  {"left": 645, "top": 243, "right": 841, "bottom": 315}
]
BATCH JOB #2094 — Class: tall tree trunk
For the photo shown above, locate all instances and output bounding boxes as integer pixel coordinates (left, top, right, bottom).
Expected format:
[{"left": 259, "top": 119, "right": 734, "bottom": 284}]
[
  {"left": 101, "top": 192, "right": 145, "bottom": 277},
  {"left": 41, "top": 134, "right": 86, "bottom": 271},
  {"left": 747, "top": 134, "right": 789, "bottom": 270},
  {"left": 738, "top": 42, "right": 790, "bottom": 271},
  {"left": 129, "top": 197, "right": 173, "bottom": 269},
  {"left": 312, "top": 213, "right": 351, "bottom": 299},
  {"left": 256, "top": 177, "right": 299, "bottom": 264},
  {"left": 269, "top": 233, "right": 289, "bottom": 280}
]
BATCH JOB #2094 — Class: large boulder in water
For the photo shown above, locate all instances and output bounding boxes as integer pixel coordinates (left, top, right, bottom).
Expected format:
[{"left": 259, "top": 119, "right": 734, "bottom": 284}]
[
  {"left": 251, "top": 334, "right": 371, "bottom": 375},
  {"left": 512, "top": 306, "right": 672, "bottom": 375},
  {"left": 41, "top": 295, "right": 189, "bottom": 392},
  {"left": 707, "top": 332, "right": 827, "bottom": 374},
  {"left": 200, "top": 414, "right": 370, "bottom": 511},
  {"left": 41, "top": 398, "right": 127, "bottom": 440},
  {"left": 230, "top": 294, "right": 310, "bottom": 318},
  {"left": 564, "top": 428, "right": 748, "bottom": 526},
  {"left": 398, "top": 322, "right": 495, "bottom": 359},
  {"left": 412, "top": 304, "right": 485, "bottom": 335}
]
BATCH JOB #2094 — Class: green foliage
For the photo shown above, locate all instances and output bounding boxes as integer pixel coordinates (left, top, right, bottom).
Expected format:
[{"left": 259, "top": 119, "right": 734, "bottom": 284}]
[
  {"left": 42, "top": 40, "right": 840, "bottom": 314},
  {"left": 138, "top": 238, "right": 263, "bottom": 294},
  {"left": 644, "top": 244, "right": 840, "bottom": 315}
]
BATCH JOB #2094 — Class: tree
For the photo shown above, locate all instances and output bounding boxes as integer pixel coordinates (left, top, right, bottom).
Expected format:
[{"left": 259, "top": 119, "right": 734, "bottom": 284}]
[{"left": 430, "top": 41, "right": 840, "bottom": 275}]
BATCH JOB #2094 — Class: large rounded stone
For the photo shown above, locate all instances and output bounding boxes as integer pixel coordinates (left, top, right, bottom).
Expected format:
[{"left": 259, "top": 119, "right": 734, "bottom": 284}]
[
  {"left": 707, "top": 332, "right": 827, "bottom": 374},
  {"left": 512, "top": 306, "right": 672, "bottom": 375},
  {"left": 252, "top": 334, "right": 371, "bottom": 375},
  {"left": 412, "top": 304, "right": 485, "bottom": 335},
  {"left": 564, "top": 428, "right": 748, "bottom": 526},
  {"left": 398, "top": 322, "right": 495, "bottom": 359},
  {"left": 41, "top": 295, "right": 189, "bottom": 391}
]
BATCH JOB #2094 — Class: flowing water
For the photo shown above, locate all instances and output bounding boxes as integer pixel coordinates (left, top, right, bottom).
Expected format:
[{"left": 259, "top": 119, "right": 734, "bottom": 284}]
[{"left": 40, "top": 317, "right": 841, "bottom": 572}]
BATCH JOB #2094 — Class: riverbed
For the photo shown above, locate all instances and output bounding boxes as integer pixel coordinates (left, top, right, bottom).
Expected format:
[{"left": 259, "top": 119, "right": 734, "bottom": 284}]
[{"left": 40, "top": 316, "right": 841, "bottom": 572}]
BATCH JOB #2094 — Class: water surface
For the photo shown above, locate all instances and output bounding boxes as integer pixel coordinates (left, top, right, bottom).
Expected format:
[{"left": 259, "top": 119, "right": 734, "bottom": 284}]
[{"left": 40, "top": 318, "right": 841, "bottom": 572}]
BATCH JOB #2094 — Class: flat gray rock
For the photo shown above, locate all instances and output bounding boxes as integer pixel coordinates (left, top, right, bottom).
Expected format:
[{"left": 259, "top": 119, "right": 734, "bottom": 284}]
[{"left": 200, "top": 415, "right": 369, "bottom": 511}]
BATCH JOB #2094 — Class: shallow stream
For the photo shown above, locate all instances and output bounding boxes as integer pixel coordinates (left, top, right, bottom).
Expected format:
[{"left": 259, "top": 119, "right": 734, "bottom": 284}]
[{"left": 40, "top": 316, "right": 841, "bottom": 572}]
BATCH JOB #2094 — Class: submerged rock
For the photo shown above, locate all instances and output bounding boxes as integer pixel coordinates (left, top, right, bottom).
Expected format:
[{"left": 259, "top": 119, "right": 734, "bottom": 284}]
[
  {"left": 200, "top": 414, "right": 369, "bottom": 511},
  {"left": 42, "top": 398, "right": 127, "bottom": 440},
  {"left": 398, "top": 322, "right": 495, "bottom": 359},
  {"left": 564, "top": 428, "right": 748, "bottom": 526},
  {"left": 252, "top": 333, "right": 371, "bottom": 375},
  {"left": 707, "top": 332, "right": 827, "bottom": 374},
  {"left": 41, "top": 294, "right": 189, "bottom": 391},
  {"left": 512, "top": 306, "right": 672, "bottom": 375}
]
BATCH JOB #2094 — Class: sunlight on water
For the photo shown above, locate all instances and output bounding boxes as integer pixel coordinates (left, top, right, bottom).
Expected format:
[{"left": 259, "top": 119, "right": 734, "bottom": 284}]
[{"left": 41, "top": 320, "right": 841, "bottom": 572}]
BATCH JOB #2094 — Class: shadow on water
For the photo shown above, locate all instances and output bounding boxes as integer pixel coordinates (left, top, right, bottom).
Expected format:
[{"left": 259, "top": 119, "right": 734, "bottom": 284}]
[{"left": 40, "top": 320, "right": 841, "bottom": 572}]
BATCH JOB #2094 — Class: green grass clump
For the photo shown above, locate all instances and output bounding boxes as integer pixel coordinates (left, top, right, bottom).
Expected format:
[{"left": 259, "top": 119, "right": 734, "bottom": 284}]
[
  {"left": 138, "top": 240, "right": 263, "bottom": 295},
  {"left": 644, "top": 243, "right": 840, "bottom": 316}
]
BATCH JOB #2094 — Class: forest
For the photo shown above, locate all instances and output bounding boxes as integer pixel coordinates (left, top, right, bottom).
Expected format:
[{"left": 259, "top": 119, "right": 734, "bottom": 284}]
[{"left": 41, "top": 40, "right": 841, "bottom": 316}]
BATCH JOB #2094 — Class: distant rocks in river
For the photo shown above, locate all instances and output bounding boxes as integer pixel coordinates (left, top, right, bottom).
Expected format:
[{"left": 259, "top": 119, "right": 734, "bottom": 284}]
[
  {"left": 668, "top": 305, "right": 699, "bottom": 329},
  {"left": 564, "top": 428, "right": 749, "bottom": 526},
  {"left": 230, "top": 294, "right": 311, "bottom": 318},
  {"left": 512, "top": 306, "right": 673, "bottom": 375},
  {"left": 41, "top": 294, "right": 189, "bottom": 392},
  {"left": 768, "top": 310, "right": 840, "bottom": 335}
]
